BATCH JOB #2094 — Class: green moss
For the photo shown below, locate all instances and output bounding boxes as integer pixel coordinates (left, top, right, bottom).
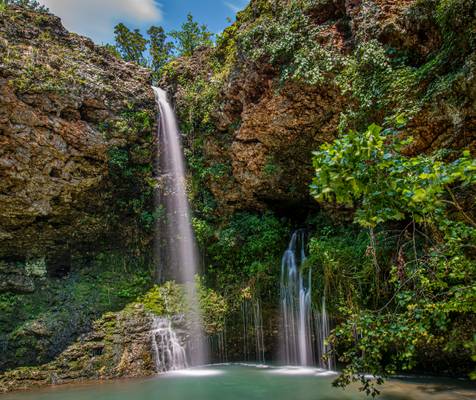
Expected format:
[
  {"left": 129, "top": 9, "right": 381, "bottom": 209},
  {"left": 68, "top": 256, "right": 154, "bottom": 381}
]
[
  {"left": 138, "top": 283, "right": 179, "bottom": 316},
  {"left": 136, "top": 280, "right": 228, "bottom": 335},
  {"left": 103, "top": 107, "right": 156, "bottom": 239},
  {"left": 0, "top": 252, "right": 154, "bottom": 370}
]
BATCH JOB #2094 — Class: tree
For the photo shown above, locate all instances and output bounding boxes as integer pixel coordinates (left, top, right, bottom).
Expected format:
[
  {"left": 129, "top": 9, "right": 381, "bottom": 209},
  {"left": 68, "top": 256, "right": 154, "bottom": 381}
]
[
  {"left": 1, "top": 0, "right": 48, "bottom": 12},
  {"left": 311, "top": 123, "right": 476, "bottom": 396},
  {"left": 113, "top": 23, "right": 148, "bottom": 66},
  {"left": 147, "top": 26, "right": 173, "bottom": 81},
  {"left": 169, "top": 13, "right": 213, "bottom": 57}
]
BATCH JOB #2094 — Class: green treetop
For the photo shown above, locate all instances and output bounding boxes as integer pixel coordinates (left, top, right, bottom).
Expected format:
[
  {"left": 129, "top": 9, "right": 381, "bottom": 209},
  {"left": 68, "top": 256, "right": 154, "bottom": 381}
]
[
  {"left": 170, "top": 13, "right": 213, "bottom": 57},
  {"left": 147, "top": 25, "right": 174, "bottom": 81},
  {"left": 0, "top": 0, "right": 48, "bottom": 12},
  {"left": 113, "top": 23, "right": 148, "bottom": 66}
]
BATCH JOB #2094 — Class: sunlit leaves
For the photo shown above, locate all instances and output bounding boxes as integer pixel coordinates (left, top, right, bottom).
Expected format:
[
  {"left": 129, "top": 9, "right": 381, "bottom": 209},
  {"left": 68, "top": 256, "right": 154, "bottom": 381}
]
[{"left": 311, "top": 124, "right": 475, "bottom": 228}]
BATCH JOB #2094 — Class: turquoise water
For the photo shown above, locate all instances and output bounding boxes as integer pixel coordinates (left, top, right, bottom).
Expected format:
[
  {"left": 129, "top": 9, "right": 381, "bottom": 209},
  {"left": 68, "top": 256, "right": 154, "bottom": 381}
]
[{"left": 2, "top": 365, "right": 475, "bottom": 400}]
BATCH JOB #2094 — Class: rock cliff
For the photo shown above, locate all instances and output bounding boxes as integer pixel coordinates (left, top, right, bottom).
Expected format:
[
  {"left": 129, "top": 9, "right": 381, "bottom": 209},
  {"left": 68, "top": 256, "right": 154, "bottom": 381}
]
[
  {"left": 0, "top": 6, "right": 156, "bottom": 273},
  {"left": 162, "top": 0, "right": 475, "bottom": 214}
]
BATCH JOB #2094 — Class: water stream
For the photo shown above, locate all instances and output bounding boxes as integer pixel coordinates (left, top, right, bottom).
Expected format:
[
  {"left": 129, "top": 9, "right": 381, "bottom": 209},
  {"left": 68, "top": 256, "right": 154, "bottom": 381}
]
[
  {"left": 280, "top": 231, "right": 333, "bottom": 368},
  {"left": 150, "top": 317, "right": 188, "bottom": 372},
  {"left": 241, "top": 298, "right": 265, "bottom": 363},
  {"left": 153, "top": 87, "right": 207, "bottom": 366}
]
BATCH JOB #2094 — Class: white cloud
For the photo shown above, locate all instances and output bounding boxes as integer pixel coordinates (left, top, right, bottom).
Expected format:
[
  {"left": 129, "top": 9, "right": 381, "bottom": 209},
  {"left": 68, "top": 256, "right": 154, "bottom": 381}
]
[{"left": 39, "top": 0, "right": 162, "bottom": 44}]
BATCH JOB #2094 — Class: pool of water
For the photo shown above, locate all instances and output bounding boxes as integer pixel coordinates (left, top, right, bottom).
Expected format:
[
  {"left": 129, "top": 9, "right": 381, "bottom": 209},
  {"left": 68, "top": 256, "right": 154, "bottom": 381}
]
[{"left": 2, "top": 364, "right": 475, "bottom": 400}]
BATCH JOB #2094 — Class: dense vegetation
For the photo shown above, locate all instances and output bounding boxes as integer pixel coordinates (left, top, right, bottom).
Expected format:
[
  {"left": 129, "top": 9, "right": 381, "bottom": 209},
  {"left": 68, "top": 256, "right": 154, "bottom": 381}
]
[
  {"left": 152, "top": 0, "right": 475, "bottom": 394},
  {"left": 311, "top": 124, "right": 475, "bottom": 395},
  {"left": 0, "top": 0, "right": 474, "bottom": 397}
]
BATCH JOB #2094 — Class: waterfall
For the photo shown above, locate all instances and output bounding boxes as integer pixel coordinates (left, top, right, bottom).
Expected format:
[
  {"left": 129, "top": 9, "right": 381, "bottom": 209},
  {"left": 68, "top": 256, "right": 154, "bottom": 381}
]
[
  {"left": 151, "top": 316, "right": 188, "bottom": 372},
  {"left": 241, "top": 298, "right": 266, "bottom": 363},
  {"left": 280, "top": 230, "right": 334, "bottom": 369},
  {"left": 209, "top": 330, "right": 227, "bottom": 363},
  {"left": 315, "top": 297, "right": 335, "bottom": 370},
  {"left": 153, "top": 87, "right": 207, "bottom": 366},
  {"left": 253, "top": 299, "right": 265, "bottom": 364},
  {"left": 280, "top": 230, "right": 313, "bottom": 366}
]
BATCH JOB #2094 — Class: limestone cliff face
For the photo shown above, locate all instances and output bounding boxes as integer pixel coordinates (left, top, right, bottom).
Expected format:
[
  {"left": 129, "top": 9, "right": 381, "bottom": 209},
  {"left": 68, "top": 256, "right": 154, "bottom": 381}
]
[
  {"left": 0, "top": 6, "right": 156, "bottom": 272},
  {"left": 162, "top": 0, "right": 475, "bottom": 214}
]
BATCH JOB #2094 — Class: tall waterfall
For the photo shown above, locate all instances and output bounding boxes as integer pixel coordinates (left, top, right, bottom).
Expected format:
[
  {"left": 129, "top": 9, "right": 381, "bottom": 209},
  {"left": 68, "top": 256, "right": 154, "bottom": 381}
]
[
  {"left": 153, "top": 87, "right": 207, "bottom": 366},
  {"left": 280, "top": 231, "right": 334, "bottom": 368}
]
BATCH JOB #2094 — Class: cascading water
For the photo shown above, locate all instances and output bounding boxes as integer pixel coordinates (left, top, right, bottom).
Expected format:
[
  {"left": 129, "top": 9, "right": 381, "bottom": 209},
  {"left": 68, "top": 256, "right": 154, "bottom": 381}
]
[
  {"left": 152, "top": 87, "right": 207, "bottom": 366},
  {"left": 241, "top": 298, "right": 266, "bottom": 363},
  {"left": 280, "top": 230, "right": 334, "bottom": 369},
  {"left": 280, "top": 230, "right": 313, "bottom": 366},
  {"left": 253, "top": 299, "right": 266, "bottom": 364},
  {"left": 151, "top": 316, "right": 188, "bottom": 372},
  {"left": 315, "top": 297, "right": 335, "bottom": 370}
]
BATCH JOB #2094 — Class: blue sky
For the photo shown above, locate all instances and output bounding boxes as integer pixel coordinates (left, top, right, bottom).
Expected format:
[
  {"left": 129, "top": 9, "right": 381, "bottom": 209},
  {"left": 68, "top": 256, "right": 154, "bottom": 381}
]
[{"left": 38, "top": 0, "right": 249, "bottom": 44}]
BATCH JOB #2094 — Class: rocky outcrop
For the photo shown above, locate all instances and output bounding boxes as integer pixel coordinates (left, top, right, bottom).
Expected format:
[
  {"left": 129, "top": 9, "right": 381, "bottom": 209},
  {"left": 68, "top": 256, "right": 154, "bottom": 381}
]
[
  {"left": 0, "top": 259, "right": 45, "bottom": 293},
  {"left": 0, "top": 6, "right": 156, "bottom": 271},
  {"left": 162, "top": 0, "right": 475, "bottom": 214},
  {"left": 0, "top": 279, "right": 228, "bottom": 393},
  {"left": 0, "top": 305, "right": 157, "bottom": 393}
]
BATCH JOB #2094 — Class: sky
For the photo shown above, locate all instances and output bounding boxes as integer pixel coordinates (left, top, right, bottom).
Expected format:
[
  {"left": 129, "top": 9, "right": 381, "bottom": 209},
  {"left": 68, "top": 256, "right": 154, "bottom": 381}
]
[{"left": 38, "top": 0, "right": 250, "bottom": 45}]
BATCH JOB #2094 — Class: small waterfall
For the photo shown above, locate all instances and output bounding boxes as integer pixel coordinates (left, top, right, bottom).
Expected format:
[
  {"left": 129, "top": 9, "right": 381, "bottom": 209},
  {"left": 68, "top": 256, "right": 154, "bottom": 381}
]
[
  {"left": 253, "top": 299, "right": 265, "bottom": 364},
  {"left": 315, "top": 297, "right": 335, "bottom": 370},
  {"left": 280, "top": 230, "right": 334, "bottom": 369},
  {"left": 153, "top": 87, "right": 207, "bottom": 366},
  {"left": 209, "top": 330, "right": 227, "bottom": 363},
  {"left": 151, "top": 317, "right": 188, "bottom": 372},
  {"left": 241, "top": 298, "right": 266, "bottom": 363},
  {"left": 280, "top": 230, "right": 313, "bottom": 366}
]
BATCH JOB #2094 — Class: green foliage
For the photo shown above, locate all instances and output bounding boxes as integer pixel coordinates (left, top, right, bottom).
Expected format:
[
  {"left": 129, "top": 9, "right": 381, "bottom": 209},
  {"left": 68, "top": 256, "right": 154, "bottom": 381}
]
[
  {"left": 207, "top": 212, "right": 289, "bottom": 298},
  {"left": 102, "top": 43, "right": 121, "bottom": 59},
  {"left": 307, "top": 226, "right": 373, "bottom": 311},
  {"left": 113, "top": 23, "right": 148, "bottom": 66},
  {"left": 435, "top": 0, "right": 476, "bottom": 63},
  {"left": 147, "top": 25, "right": 173, "bottom": 81},
  {"left": 311, "top": 124, "right": 476, "bottom": 392},
  {"left": 196, "top": 276, "right": 229, "bottom": 334},
  {"left": 337, "top": 0, "right": 476, "bottom": 130},
  {"left": 138, "top": 279, "right": 228, "bottom": 335},
  {"left": 10, "top": 55, "right": 86, "bottom": 94},
  {"left": 311, "top": 124, "right": 475, "bottom": 227},
  {"left": 336, "top": 41, "right": 419, "bottom": 130},
  {"left": 239, "top": 0, "right": 342, "bottom": 85},
  {"left": 138, "top": 281, "right": 185, "bottom": 317},
  {"left": 103, "top": 107, "right": 156, "bottom": 236},
  {"left": 170, "top": 13, "right": 214, "bottom": 57},
  {"left": 1, "top": 0, "right": 48, "bottom": 12},
  {"left": 0, "top": 252, "right": 154, "bottom": 368}
]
